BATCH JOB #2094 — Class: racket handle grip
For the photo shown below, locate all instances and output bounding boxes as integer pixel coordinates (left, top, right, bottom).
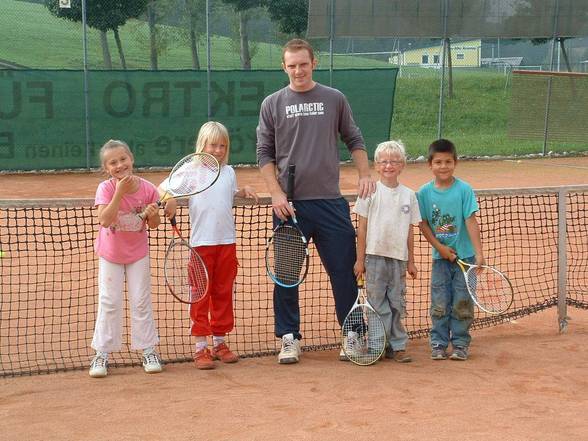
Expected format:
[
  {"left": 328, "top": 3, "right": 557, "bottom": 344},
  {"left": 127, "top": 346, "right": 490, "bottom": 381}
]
[
  {"left": 287, "top": 165, "right": 295, "bottom": 201},
  {"left": 356, "top": 275, "right": 365, "bottom": 288},
  {"left": 136, "top": 200, "right": 163, "bottom": 221}
]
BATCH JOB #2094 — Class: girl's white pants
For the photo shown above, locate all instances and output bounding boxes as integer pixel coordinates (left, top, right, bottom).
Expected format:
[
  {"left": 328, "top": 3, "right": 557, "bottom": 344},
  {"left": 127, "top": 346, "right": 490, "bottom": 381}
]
[{"left": 91, "top": 255, "right": 159, "bottom": 353}]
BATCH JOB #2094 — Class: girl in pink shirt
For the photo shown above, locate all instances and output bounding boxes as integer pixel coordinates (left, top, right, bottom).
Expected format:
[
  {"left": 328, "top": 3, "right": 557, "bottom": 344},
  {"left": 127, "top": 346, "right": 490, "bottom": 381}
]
[{"left": 89, "top": 139, "right": 162, "bottom": 378}]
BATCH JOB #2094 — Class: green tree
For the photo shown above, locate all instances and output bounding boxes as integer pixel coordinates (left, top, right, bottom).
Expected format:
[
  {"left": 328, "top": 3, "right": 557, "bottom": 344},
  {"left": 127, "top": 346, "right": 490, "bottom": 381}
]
[
  {"left": 46, "top": 0, "right": 149, "bottom": 69},
  {"left": 220, "top": 0, "right": 263, "bottom": 69},
  {"left": 263, "top": 0, "right": 308, "bottom": 37},
  {"left": 182, "top": 0, "right": 207, "bottom": 69}
]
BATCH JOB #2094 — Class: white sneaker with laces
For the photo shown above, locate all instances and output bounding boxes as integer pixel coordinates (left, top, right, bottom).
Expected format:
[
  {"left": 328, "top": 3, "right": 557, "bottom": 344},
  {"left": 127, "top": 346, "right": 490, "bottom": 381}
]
[
  {"left": 278, "top": 333, "right": 301, "bottom": 364},
  {"left": 142, "top": 348, "right": 163, "bottom": 374},
  {"left": 89, "top": 352, "right": 108, "bottom": 378}
]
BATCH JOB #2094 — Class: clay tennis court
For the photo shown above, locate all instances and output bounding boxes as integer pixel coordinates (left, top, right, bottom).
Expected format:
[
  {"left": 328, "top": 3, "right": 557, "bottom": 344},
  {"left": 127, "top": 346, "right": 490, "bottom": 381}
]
[{"left": 1, "top": 156, "right": 587, "bottom": 441}]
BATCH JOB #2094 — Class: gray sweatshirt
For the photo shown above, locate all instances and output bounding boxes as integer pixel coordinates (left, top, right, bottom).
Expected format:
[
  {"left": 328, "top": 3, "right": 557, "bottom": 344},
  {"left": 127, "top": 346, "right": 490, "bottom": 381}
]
[{"left": 256, "top": 83, "right": 365, "bottom": 200}]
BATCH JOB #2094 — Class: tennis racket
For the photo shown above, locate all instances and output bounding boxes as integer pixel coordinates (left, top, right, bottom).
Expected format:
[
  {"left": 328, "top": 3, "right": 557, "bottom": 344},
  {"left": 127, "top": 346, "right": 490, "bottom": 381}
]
[
  {"left": 163, "top": 216, "right": 209, "bottom": 304},
  {"left": 341, "top": 276, "right": 386, "bottom": 366},
  {"left": 138, "top": 152, "right": 220, "bottom": 220},
  {"left": 265, "top": 164, "right": 309, "bottom": 288},
  {"left": 455, "top": 257, "right": 514, "bottom": 315}
]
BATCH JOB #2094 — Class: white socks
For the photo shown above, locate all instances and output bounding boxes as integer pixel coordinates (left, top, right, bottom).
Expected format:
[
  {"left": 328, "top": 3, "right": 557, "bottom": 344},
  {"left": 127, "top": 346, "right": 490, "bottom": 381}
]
[{"left": 195, "top": 336, "right": 225, "bottom": 352}]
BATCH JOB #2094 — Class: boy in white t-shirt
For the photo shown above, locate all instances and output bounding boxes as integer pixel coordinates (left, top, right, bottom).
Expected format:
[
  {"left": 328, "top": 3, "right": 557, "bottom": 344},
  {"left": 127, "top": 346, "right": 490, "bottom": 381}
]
[{"left": 352, "top": 140, "right": 421, "bottom": 363}]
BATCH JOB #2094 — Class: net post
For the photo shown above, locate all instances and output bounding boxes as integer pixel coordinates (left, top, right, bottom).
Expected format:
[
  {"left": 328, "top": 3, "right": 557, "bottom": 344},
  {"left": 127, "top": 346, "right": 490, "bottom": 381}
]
[{"left": 557, "top": 188, "right": 568, "bottom": 332}]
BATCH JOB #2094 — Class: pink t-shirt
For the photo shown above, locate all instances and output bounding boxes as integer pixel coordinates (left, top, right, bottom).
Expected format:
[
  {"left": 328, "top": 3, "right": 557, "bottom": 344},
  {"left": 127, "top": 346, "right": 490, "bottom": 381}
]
[{"left": 94, "top": 177, "right": 159, "bottom": 264}]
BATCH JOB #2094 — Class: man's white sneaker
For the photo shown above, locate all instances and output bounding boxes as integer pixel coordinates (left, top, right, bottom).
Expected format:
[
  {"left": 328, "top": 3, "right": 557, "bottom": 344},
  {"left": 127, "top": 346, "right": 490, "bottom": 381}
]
[
  {"left": 89, "top": 352, "right": 108, "bottom": 378},
  {"left": 142, "top": 348, "right": 163, "bottom": 374},
  {"left": 278, "top": 333, "right": 301, "bottom": 364}
]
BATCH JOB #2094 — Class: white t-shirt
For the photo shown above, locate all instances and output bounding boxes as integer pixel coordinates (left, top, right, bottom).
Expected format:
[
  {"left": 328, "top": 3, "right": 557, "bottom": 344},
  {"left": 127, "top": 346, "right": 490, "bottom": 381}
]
[
  {"left": 162, "top": 165, "right": 238, "bottom": 247},
  {"left": 353, "top": 181, "right": 422, "bottom": 261}
]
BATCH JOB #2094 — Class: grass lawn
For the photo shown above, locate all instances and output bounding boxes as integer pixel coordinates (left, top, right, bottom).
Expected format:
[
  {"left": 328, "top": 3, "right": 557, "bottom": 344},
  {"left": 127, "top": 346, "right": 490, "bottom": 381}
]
[{"left": 2, "top": 0, "right": 586, "bottom": 160}]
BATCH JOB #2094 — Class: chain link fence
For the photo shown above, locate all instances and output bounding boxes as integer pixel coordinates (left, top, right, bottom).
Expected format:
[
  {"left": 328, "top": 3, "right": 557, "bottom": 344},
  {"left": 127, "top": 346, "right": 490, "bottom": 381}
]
[{"left": 1, "top": 0, "right": 588, "bottom": 170}]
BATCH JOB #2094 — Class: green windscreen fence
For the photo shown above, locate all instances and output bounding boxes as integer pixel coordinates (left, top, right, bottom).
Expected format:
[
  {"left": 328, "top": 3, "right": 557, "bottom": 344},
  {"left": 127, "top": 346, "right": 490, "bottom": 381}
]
[
  {"left": 508, "top": 70, "right": 588, "bottom": 142},
  {"left": 0, "top": 69, "right": 397, "bottom": 170}
]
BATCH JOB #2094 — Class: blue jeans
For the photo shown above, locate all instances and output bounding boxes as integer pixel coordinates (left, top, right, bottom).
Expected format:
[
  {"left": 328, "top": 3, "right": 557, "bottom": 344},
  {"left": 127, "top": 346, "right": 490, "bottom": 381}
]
[
  {"left": 429, "top": 257, "right": 475, "bottom": 349},
  {"left": 273, "top": 198, "right": 357, "bottom": 340}
]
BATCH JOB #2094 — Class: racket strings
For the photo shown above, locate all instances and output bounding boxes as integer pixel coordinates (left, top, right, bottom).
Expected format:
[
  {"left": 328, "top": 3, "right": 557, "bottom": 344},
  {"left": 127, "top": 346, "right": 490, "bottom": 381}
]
[
  {"left": 268, "top": 226, "right": 307, "bottom": 285},
  {"left": 187, "top": 250, "right": 208, "bottom": 302},
  {"left": 168, "top": 155, "right": 220, "bottom": 196},
  {"left": 466, "top": 267, "right": 513, "bottom": 313},
  {"left": 342, "top": 305, "right": 386, "bottom": 365},
  {"left": 165, "top": 241, "right": 208, "bottom": 304}
]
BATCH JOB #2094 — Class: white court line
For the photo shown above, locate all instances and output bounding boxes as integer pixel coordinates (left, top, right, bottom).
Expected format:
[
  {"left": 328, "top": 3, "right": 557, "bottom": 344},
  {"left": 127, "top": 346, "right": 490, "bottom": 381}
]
[{"left": 503, "top": 159, "right": 588, "bottom": 170}]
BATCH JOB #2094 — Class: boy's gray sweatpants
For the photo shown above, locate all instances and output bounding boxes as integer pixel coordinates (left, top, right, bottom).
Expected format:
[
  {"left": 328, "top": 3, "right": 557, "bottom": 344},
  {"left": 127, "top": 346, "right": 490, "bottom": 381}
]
[{"left": 365, "top": 254, "right": 409, "bottom": 351}]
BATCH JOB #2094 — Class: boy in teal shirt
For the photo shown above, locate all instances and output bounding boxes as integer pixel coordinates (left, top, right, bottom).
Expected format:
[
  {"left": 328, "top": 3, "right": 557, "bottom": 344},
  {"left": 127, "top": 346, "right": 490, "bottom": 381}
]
[{"left": 417, "top": 139, "right": 485, "bottom": 361}]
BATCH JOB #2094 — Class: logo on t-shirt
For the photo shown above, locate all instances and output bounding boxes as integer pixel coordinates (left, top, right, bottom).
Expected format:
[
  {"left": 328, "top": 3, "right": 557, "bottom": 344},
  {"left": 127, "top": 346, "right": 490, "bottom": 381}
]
[
  {"left": 431, "top": 205, "right": 456, "bottom": 240},
  {"left": 110, "top": 207, "right": 146, "bottom": 233},
  {"left": 401, "top": 204, "right": 410, "bottom": 214},
  {"left": 285, "top": 102, "right": 325, "bottom": 119}
]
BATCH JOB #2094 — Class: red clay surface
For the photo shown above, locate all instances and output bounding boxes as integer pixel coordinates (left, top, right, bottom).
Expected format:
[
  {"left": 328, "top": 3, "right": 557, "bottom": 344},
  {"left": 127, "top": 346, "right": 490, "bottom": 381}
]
[
  {"left": 1, "top": 156, "right": 587, "bottom": 441},
  {"left": 2, "top": 309, "right": 587, "bottom": 441},
  {"left": 1, "top": 156, "right": 587, "bottom": 199}
]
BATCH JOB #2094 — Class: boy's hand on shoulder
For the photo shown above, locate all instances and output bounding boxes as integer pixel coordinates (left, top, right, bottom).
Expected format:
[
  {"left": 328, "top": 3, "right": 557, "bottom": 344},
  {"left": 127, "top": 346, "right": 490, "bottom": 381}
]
[{"left": 357, "top": 175, "right": 376, "bottom": 199}]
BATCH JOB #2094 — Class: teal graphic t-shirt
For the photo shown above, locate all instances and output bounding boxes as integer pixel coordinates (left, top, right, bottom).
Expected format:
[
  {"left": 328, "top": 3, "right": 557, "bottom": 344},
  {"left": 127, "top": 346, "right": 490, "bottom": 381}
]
[{"left": 417, "top": 178, "right": 478, "bottom": 260}]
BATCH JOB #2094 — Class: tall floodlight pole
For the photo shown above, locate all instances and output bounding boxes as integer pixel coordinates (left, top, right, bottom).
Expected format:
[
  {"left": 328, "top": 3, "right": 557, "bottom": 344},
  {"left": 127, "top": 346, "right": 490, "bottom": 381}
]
[
  {"left": 543, "top": 0, "right": 560, "bottom": 155},
  {"left": 437, "top": 0, "right": 448, "bottom": 139},
  {"left": 81, "top": 0, "right": 91, "bottom": 169},
  {"left": 206, "top": 0, "right": 212, "bottom": 119},
  {"left": 329, "top": 0, "right": 335, "bottom": 86}
]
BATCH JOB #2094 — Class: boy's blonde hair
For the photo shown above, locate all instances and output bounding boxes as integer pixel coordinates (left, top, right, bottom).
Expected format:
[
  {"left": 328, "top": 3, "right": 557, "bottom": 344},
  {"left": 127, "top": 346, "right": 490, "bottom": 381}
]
[
  {"left": 195, "top": 121, "right": 230, "bottom": 164},
  {"left": 99, "top": 139, "right": 134, "bottom": 170},
  {"left": 374, "top": 140, "right": 407, "bottom": 163}
]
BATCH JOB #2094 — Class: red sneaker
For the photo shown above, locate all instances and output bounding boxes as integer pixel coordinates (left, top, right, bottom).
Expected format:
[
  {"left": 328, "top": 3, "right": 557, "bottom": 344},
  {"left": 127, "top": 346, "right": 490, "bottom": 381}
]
[
  {"left": 211, "top": 342, "right": 239, "bottom": 363},
  {"left": 194, "top": 348, "right": 215, "bottom": 370}
]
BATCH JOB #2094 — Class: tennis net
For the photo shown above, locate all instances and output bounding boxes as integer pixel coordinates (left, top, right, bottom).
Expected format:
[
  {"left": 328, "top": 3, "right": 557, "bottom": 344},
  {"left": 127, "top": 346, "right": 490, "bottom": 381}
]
[{"left": 1, "top": 186, "right": 587, "bottom": 376}]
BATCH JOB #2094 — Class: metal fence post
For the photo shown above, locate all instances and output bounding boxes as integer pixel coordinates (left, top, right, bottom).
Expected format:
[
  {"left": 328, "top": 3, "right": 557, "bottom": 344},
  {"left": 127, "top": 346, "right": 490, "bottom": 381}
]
[
  {"left": 542, "top": 75, "right": 553, "bottom": 156},
  {"left": 329, "top": 0, "right": 335, "bottom": 86},
  {"left": 81, "top": 0, "right": 91, "bottom": 169},
  {"left": 557, "top": 188, "right": 569, "bottom": 333},
  {"left": 437, "top": 0, "right": 448, "bottom": 139},
  {"left": 206, "top": 0, "right": 212, "bottom": 119}
]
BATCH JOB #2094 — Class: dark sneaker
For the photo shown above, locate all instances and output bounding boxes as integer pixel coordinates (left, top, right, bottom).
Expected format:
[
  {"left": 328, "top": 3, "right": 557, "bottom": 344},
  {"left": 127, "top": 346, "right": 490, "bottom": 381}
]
[
  {"left": 449, "top": 346, "right": 468, "bottom": 361},
  {"left": 431, "top": 346, "right": 448, "bottom": 360},
  {"left": 390, "top": 350, "right": 412, "bottom": 363}
]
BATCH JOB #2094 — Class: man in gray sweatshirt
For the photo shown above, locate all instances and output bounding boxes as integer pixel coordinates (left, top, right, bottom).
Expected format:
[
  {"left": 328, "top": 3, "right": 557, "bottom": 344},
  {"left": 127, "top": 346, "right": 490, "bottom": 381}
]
[{"left": 256, "top": 39, "right": 375, "bottom": 364}]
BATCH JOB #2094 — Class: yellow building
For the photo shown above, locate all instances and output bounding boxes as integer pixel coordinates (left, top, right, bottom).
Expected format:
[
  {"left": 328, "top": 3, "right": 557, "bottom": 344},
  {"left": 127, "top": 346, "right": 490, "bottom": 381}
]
[{"left": 390, "top": 39, "right": 481, "bottom": 68}]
